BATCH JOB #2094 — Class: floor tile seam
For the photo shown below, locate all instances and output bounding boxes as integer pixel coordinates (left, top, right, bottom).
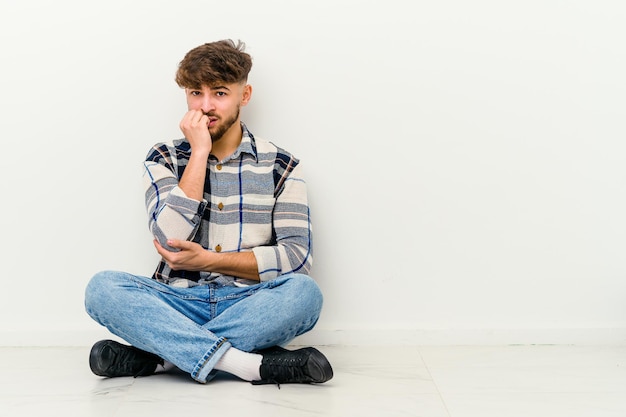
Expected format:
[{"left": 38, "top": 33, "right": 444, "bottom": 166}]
[
  {"left": 417, "top": 347, "right": 454, "bottom": 417},
  {"left": 91, "top": 376, "right": 138, "bottom": 416},
  {"left": 436, "top": 390, "right": 626, "bottom": 398},
  {"left": 423, "top": 365, "right": 626, "bottom": 370}
]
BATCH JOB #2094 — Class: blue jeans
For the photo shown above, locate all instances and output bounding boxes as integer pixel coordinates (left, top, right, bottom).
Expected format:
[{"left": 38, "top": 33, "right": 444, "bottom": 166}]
[{"left": 84, "top": 271, "right": 323, "bottom": 383}]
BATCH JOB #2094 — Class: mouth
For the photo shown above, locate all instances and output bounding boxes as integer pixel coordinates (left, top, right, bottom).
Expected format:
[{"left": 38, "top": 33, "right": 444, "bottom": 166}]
[{"left": 208, "top": 117, "right": 218, "bottom": 128}]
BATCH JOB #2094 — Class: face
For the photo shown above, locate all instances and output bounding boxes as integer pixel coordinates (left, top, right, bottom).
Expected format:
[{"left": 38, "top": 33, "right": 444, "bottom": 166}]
[{"left": 185, "top": 82, "right": 252, "bottom": 141}]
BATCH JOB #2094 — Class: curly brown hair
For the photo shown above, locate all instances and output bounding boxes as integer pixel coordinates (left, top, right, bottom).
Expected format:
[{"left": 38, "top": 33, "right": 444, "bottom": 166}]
[{"left": 175, "top": 39, "right": 253, "bottom": 89}]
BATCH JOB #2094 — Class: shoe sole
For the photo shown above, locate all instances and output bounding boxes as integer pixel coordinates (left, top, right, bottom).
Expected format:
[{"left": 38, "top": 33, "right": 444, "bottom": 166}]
[
  {"left": 89, "top": 339, "right": 160, "bottom": 378},
  {"left": 89, "top": 339, "right": 117, "bottom": 377},
  {"left": 304, "top": 347, "right": 334, "bottom": 383}
]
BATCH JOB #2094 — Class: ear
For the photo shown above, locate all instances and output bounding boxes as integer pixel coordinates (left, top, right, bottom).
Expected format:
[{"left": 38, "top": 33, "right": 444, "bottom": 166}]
[{"left": 240, "top": 84, "right": 252, "bottom": 106}]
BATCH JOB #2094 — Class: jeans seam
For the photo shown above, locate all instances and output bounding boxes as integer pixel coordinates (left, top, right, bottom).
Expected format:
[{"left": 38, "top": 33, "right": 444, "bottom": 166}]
[{"left": 191, "top": 337, "right": 230, "bottom": 383}]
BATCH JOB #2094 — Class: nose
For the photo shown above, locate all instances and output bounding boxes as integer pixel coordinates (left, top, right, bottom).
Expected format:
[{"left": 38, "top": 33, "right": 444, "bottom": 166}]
[{"left": 200, "top": 94, "right": 215, "bottom": 114}]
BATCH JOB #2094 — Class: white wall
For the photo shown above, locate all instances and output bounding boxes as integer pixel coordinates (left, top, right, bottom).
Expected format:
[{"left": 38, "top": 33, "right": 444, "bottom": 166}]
[{"left": 1, "top": 0, "right": 625, "bottom": 346}]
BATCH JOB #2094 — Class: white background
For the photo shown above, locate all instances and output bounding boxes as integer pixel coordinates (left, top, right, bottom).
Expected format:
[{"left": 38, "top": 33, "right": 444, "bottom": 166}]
[{"left": 1, "top": 0, "right": 625, "bottom": 346}]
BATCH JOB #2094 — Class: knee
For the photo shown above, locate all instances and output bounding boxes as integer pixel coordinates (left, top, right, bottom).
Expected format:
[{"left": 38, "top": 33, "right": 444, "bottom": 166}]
[
  {"left": 283, "top": 274, "right": 324, "bottom": 336},
  {"left": 283, "top": 274, "right": 324, "bottom": 317},
  {"left": 84, "top": 270, "right": 124, "bottom": 317},
  {"left": 85, "top": 270, "right": 112, "bottom": 299}
]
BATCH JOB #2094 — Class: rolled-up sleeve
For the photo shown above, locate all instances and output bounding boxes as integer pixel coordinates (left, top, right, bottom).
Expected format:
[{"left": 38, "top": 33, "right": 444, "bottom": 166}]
[
  {"left": 252, "top": 163, "right": 313, "bottom": 281},
  {"left": 142, "top": 148, "right": 207, "bottom": 251}
]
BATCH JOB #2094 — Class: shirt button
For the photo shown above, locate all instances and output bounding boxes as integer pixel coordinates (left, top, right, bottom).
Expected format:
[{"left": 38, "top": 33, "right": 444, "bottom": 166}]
[
  {"left": 218, "top": 202, "right": 224, "bottom": 210},
  {"left": 216, "top": 164, "right": 222, "bottom": 170},
  {"left": 215, "top": 244, "right": 222, "bottom": 252}
]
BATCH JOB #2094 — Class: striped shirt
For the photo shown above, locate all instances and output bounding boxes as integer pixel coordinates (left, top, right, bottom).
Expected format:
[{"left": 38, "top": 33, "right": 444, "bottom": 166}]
[{"left": 142, "top": 123, "right": 312, "bottom": 287}]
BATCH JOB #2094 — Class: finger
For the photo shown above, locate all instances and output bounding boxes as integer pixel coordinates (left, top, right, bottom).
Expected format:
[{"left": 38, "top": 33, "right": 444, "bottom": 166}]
[
  {"left": 169, "top": 240, "right": 198, "bottom": 254},
  {"left": 166, "top": 238, "right": 184, "bottom": 249},
  {"left": 180, "top": 110, "right": 195, "bottom": 125},
  {"left": 189, "top": 110, "right": 204, "bottom": 125},
  {"left": 180, "top": 110, "right": 201, "bottom": 130}
]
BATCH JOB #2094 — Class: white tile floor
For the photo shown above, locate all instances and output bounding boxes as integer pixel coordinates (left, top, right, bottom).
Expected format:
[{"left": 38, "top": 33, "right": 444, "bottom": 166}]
[{"left": 1, "top": 344, "right": 625, "bottom": 416}]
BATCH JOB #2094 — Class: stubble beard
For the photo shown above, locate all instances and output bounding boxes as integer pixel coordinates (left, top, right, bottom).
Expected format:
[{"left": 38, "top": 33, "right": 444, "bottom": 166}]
[{"left": 208, "top": 106, "right": 240, "bottom": 143}]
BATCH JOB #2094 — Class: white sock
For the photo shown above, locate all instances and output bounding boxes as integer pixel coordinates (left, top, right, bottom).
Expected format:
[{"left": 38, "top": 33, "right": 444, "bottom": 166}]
[
  {"left": 215, "top": 347, "right": 262, "bottom": 381},
  {"left": 156, "top": 361, "right": 178, "bottom": 373}
]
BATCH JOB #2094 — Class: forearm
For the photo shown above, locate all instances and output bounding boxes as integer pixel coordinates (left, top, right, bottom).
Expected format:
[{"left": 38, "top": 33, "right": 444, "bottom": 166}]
[
  {"left": 155, "top": 239, "right": 260, "bottom": 281},
  {"left": 178, "top": 108, "right": 212, "bottom": 200},
  {"left": 178, "top": 150, "right": 210, "bottom": 201},
  {"left": 205, "top": 251, "right": 260, "bottom": 282},
  {"left": 143, "top": 144, "right": 209, "bottom": 247}
]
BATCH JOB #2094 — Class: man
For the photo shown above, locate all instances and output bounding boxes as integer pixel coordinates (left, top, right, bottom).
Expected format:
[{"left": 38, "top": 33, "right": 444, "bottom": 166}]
[{"left": 84, "top": 39, "right": 333, "bottom": 385}]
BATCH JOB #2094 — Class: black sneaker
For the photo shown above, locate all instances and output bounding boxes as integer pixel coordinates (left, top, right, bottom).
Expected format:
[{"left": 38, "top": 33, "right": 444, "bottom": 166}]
[
  {"left": 252, "top": 346, "right": 333, "bottom": 385},
  {"left": 89, "top": 339, "right": 163, "bottom": 378}
]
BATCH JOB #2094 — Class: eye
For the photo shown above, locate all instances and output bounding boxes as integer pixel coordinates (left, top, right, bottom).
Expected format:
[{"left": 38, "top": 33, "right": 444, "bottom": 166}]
[{"left": 215, "top": 91, "right": 226, "bottom": 97}]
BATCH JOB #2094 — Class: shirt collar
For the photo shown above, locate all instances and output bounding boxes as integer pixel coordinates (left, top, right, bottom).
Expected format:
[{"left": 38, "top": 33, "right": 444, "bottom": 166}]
[{"left": 228, "top": 122, "right": 258, "bottom": 162}]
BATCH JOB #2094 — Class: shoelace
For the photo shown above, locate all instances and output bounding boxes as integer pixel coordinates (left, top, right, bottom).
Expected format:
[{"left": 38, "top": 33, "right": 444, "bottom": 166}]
[
  {"left": 108, "top": 348, "right": 157, "bottom": 378},
  {"left": 264, "top": 360, "right": 308, "bottom": 386}
]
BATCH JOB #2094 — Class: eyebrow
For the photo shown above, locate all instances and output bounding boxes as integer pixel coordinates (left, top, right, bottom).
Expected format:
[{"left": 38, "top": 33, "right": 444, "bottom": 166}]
[
  {"left": 209, "top": 85, "right": 231, "bottom": 91},
  {"left": 188, "top": 85, "right": 231, "bottom": 92}
]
